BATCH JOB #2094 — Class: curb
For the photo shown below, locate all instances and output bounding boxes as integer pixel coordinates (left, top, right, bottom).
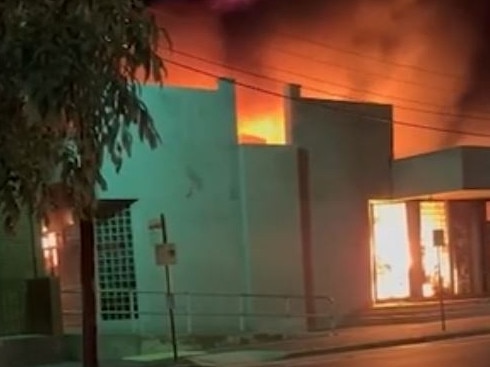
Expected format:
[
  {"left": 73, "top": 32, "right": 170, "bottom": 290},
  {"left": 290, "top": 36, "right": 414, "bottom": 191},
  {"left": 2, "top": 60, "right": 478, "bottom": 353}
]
[{"left": 285, "top": 328, "right": 490, "bottom": 360}]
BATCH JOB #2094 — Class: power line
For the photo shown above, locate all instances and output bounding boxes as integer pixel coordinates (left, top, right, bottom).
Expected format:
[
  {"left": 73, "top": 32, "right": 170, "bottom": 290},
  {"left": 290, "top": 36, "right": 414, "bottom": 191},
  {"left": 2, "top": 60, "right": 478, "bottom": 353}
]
[
  {"left": 162, "top": 57, "right": 490, "bottom": 140},
  {"left": 273, "top": 30, "right": 465, "bottom": 80},
  {"left": 166, "top": 47, "right": 490, "bottom": 123},
  {"left": 152, "top": 8, "right": 437, "bottom": 92},
  {"left": 265, "top": 45, "right": 457, "bottom": 93},
  {"left": 152, "top": 7, "right": 465, "bottom": 86}
]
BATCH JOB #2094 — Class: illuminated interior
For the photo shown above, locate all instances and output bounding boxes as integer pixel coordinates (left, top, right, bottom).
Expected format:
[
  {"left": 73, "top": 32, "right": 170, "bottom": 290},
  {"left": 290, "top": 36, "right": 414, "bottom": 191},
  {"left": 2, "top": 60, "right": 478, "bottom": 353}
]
[
  {"left": 40, "top": 209, "right": 73, "bottom": 277},
  {"left": 41, "top": 226, "right": 60, "bottom": 276},
  {"left": 419, "top": 202, "right": 451, "bottom": 297},
  {"left": 371, "top": 200, "right": 453, "bottom": 302},
  {"left": 371, "top": 202, "right": 411, "bottom": 301}
]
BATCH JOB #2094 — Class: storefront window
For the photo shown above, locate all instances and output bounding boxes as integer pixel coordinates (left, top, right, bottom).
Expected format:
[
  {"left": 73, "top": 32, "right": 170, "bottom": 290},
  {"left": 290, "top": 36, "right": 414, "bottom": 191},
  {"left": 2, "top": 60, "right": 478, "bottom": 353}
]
[
  {"left": 371, "top": 199, "right": 486, "bottom": 303},
  {"left": 371, "top": 201, "right": 411, "bottom": 301},
  {"left": 419, "top": 201, "right": 451, "bottom": 297}
]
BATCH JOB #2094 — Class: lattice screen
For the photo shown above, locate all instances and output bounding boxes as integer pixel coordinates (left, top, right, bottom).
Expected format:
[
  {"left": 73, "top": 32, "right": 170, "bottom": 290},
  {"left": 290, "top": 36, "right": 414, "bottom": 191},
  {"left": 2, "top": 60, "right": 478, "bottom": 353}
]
[{"left": 95, "top": 207, "right": 139, "bottom": 321}]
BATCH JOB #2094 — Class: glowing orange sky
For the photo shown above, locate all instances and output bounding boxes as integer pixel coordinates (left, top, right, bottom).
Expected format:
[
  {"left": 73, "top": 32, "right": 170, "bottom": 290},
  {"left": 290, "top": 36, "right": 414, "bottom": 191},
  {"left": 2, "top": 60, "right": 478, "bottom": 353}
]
[{"left": 148, "top": 2, "right": 490, "bottom": 158}]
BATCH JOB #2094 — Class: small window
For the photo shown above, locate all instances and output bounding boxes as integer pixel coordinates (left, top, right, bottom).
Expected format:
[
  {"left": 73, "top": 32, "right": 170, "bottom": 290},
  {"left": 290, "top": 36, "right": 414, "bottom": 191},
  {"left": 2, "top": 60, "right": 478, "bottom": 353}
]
[{"left": 95, "top": 207, "right": 138, "bottom": 321}]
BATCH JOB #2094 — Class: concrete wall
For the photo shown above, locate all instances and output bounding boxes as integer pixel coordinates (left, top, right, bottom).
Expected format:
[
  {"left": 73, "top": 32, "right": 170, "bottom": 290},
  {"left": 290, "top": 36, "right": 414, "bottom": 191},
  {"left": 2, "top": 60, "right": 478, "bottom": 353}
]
[
  {"left": 98, "top": 79, "right": 246, "bottom": 334},
  {"left": 288, "top": 85, "right": 393, "bottom": 318},
  {"left": 393, "top": 147, "right": 464, "bottom": 199},
  {"left": 0, "top": 212, "right": 41, "bottom": 280},
  {"left": 94, "top": 80, "right": 319, "bottom": 336},
  {"left": 0, "top": 211, "right": 43, "bottom": 336},
  {"left": 461, "top": 147, "right": 490, "bottom": 189},
  {"left": 392, "top": 146, "right": 490, "bottom": 199},
  {"left": 238, "top": 145, "right": 305, "bottom": 332}
]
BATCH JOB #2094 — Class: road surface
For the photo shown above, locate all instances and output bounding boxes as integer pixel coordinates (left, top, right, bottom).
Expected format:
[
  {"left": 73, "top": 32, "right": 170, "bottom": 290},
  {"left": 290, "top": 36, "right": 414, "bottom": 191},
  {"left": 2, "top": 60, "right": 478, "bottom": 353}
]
[{"left": 272, "top": 334, "right": 490, "bottom": 367}]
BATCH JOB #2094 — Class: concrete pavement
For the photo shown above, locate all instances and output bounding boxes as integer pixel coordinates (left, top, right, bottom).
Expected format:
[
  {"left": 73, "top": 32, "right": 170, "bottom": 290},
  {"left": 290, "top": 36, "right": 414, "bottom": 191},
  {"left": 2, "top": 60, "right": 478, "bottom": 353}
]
[
  {"left": 266, "top": 334, "right": 490, "bottom": 367},
  {"left": 35, "top": 315, "right": 490, "bottom": 367},
  {"left": 188, "top": 315, "right": 490, "bottom": 366}
]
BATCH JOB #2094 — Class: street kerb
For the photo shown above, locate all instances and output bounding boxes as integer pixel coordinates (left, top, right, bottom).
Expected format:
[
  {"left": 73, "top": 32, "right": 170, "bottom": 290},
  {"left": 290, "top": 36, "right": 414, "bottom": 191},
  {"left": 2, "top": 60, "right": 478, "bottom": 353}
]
[{"left": 284, "top": 327, "right": 490, "bottom": 360}]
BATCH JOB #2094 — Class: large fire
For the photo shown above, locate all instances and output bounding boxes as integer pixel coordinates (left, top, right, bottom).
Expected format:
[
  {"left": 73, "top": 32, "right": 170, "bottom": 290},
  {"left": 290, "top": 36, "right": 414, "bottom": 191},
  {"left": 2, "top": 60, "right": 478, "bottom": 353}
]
[
  {"left": 371, "top": 201, "right": 452, "bottom": 302},
  {"left": 238, "top": 115, "right": 285, "bottom": 144},
  {"left": 371, "top": 202, "right": 411, "bottom": 300},
  {"left": 149, "top": 1, "right": 490, "bottom": 158}
]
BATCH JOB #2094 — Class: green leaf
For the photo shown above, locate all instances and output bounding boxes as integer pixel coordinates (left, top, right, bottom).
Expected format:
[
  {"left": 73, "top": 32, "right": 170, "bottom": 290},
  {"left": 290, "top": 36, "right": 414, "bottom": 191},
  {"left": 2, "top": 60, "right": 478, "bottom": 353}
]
[{"left": 0, "top": 0, "right": 168, "bottom": 228}]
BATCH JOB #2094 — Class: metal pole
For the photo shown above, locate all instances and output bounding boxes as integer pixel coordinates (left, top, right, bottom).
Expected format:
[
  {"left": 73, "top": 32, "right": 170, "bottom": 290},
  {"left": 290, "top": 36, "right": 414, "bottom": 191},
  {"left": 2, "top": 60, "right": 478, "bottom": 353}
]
[
  {"left": 186, "top": 293, "right": 193, "bottom": 335},
  {"left": 160, "top": 214, "right": 178, "bottom": 362},
  {"left": 80, "top": 218, "right": 98, "bottom": 367},
  {"left": 436, "top": 246, "right": 447, "bottom": 332},
  {"left": 238, "top": 295, "right": 246, "bottom": 333}
]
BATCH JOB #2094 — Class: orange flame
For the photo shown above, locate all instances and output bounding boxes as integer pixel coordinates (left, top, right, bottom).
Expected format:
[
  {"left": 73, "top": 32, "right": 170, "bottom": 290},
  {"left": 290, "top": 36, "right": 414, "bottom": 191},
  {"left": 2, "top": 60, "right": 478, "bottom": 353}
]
[
  {"left": 371, "top": 201, "right": 452, "bottom": 302},
  {"left": 238, "top": 114, "right": 285, "bottom": 145}
]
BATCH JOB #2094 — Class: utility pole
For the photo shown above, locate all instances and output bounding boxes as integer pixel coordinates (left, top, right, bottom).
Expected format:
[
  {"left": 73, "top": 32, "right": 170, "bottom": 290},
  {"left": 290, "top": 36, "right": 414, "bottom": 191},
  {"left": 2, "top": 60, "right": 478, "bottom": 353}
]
[
  {"left": 80, "top": 218, "right": 98, "bottom": 367},
  {"left": 149, "top": 214, "right": 178, "bottom": 362},
  {"left": 160, "top": 214, "right": 178, "bottom": 362}
]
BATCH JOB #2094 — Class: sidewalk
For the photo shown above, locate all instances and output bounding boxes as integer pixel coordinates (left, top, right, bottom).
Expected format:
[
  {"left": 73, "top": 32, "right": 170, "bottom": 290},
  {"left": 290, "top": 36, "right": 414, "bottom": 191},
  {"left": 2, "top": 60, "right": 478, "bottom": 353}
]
[
  {"left": 188, "top": 315, "right": 490, "bottom": 366},
  {"left": 36, "top": 315, "right": 490, "bottom": 367}
]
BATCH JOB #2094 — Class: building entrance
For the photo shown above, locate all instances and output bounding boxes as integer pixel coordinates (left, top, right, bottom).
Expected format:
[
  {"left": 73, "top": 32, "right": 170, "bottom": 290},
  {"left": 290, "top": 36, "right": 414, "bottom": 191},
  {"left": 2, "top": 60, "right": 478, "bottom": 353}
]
[
  {"left": 370, "top": 200, "right": 483, "bottom": 303},
  {"left": 371, "top": 202, "right": 411, "bottom": 301}
]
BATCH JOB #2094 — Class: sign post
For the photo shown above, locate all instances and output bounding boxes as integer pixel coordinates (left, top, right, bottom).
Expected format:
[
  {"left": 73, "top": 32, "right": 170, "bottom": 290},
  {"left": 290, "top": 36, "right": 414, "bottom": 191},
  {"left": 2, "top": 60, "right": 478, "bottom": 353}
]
[
  {"left": 433, "top": 229, "right": 447, "bottom": 332},
  {"left": 149, "top": 214, "right": 178, "bottom": 362}
]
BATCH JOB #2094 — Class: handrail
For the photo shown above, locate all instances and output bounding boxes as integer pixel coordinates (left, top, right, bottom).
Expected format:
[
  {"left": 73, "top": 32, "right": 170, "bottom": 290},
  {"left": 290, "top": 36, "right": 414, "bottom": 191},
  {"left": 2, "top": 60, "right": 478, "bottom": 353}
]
[
  {"left": 61, "top": 288, "right": 335, "bottom": 302},
  {"left": 60, "top": 288, "right": 337, "bottom": 335}
]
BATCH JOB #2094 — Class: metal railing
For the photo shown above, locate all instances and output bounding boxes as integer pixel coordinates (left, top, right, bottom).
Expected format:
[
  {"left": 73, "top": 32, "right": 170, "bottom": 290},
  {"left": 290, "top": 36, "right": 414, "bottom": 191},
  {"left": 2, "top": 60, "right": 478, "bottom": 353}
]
[{"left": 60, "top": 288, "right": 336, "bottom": 335}]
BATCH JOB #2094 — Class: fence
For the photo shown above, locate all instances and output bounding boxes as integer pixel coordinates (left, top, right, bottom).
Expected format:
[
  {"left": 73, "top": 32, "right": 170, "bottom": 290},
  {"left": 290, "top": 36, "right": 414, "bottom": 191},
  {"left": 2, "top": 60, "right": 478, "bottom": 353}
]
[{"left": 61, "top": 289, "right": 336, "bottom": 336}]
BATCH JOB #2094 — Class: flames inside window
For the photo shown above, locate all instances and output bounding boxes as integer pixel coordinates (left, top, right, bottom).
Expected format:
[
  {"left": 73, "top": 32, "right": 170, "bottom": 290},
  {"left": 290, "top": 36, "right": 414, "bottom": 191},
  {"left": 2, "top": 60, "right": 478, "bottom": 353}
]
[
  {"left": 41, "top": 227, "right": 60, "bottom": 276},
  {"left": 371, "top": 201, "right": 453, "bottom": 302}
]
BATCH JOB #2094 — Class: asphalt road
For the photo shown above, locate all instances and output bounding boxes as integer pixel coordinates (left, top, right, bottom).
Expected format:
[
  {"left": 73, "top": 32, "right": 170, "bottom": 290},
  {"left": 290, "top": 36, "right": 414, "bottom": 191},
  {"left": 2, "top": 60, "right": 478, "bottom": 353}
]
[{"left": 275, "top": 334, "right": 490, "bottom": 367}]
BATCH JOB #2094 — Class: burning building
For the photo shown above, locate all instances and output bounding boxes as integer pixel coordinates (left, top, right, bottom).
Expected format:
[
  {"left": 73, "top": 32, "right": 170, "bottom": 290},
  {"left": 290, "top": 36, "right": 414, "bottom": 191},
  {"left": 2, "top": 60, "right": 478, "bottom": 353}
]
[
  {"left": 5, "top": 0, "right": 490, "bottom": 339},
  {"left": 34, "top": 78, "right": 490, "bottom": 338}
]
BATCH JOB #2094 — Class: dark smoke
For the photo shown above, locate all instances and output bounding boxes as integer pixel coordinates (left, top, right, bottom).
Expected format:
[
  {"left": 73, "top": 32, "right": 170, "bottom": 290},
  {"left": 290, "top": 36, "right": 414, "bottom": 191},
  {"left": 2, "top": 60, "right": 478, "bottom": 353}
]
[
  {"left": 452, "top": 0, "right": 490, "bottom": 112},
  {"left": 216, "top": 0, "right": 343, "bottom": 69},
  {"left": 149, "top": 0, "right": 490, "bottom": 149},
  {"left": 216, "top": 0, "right": 490, "bottom": 139}
]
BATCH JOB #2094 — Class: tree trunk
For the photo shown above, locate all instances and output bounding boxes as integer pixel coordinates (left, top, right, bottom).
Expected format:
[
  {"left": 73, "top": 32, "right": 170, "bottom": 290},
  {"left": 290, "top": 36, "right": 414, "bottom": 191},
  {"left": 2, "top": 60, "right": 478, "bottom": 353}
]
[{"left": 80, "top": 219, "right": 98, "bottom": 367}]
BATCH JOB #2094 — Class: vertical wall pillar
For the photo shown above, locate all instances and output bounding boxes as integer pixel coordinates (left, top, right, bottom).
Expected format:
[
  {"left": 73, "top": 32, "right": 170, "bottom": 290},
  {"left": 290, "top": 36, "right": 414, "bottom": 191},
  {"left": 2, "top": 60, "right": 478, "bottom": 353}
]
[
  {"left": 447, "top": 200, "right": 485, "bottom": 296},
  {"left": 470, "top": 200, "right": 485, "bottom": 295},
  {"left": 472, "top": 200, "right": 485, "bottom": 295},
  {"left": 478, "top": 201, "right": 490, "bottom": 295},
  {"left": 481, "top": 206, "right": 490, "bottom": 295},
  {"left": 406, "top": 201, "right": 424, "bottom": 300},
  {"left": 297, "top": 148, "right": 316, "bottom": 330},
  {"left": 284, "top": 84, "right": 301, "bottom": 145}
]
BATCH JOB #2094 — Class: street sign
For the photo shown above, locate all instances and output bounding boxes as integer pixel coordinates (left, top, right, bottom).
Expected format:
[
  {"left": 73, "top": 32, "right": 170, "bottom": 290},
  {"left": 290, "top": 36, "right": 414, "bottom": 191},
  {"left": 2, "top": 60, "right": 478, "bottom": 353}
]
[
  {"left": 155, "top": 243, "right": 177, "bottom": 265},
  {"left": 433, "top": 229, "right": 445, "bottom": 247}
]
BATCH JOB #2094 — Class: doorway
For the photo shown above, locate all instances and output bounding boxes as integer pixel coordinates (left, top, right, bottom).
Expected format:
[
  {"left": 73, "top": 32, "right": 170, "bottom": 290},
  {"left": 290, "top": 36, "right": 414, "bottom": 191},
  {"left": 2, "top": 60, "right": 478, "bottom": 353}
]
[
  {"left": 419, "top": 201, "right": 451, "bottom": 297},
  {"left": 370, "top": 200, "right": 467, "bottom": 303},
  {"left": 371, "top": 202, "right": 411, "bottom": 301}
]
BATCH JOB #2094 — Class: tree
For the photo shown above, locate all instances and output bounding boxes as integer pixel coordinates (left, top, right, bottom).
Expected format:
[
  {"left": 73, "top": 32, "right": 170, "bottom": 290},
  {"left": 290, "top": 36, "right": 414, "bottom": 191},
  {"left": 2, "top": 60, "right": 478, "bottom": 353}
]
[{"left": 0, "top": 0, "right": 166, "bottom": 228}]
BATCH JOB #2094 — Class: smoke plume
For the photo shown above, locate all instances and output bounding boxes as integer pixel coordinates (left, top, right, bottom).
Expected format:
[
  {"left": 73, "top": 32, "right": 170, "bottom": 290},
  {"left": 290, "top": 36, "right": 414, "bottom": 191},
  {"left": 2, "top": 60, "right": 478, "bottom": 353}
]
[{"left": 150, "top": 0, "right": 490, "bottom": 157}]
